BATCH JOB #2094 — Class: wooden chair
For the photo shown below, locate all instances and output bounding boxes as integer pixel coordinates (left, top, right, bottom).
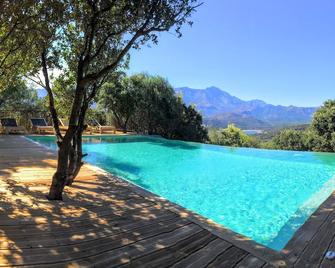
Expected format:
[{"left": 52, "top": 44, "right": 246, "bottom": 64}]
[
  {"left": 88, "top": 119, "right": 116, "bottom": 134},
  {"left": 30, "top": 118, "right": 54, "bottom": 134},
  {"left": 60, "top": 118, "right": 93, "bottom": 134},
  {"left": 58, "top": 118, "right": 69, "bottom": 131},
  {"left": 0, "top": 118, "right": 27, "bottom": 135}
]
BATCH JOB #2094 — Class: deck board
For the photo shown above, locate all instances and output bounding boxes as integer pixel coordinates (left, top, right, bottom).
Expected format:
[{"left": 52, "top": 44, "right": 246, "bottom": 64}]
[
  {"left": 283, "top": 191, "right": 335, "bottom": 268},
  {"left": 235, "top": 254, "right": 266, "bottom": 268},
  {"left": 207, "top": 246, "right": 248, "bottom": 267},
  {"left": 171, "top": 238, "right": 232, "bottom": 268},
  {"left": 0, "top": 135, "right": 333, "bottom": 267},
  {"left": 120, "top": 230, "right": 216, "bottom": 268}
]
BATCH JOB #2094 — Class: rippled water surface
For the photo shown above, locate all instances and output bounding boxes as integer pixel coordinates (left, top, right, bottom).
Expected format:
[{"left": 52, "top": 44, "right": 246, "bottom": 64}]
[{"left": 28, "top": 135, "right": 335, "bottom": 250}]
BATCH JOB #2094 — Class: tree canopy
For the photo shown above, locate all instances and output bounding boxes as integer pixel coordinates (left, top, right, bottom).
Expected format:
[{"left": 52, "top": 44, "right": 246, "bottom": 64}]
[
  {"left": 99, "top": 73, "right": 208, "bottom": 142},
  {"left": 310, "top": 100, "right": 335, "bottom": 151},
  {"left": 0, "top": 79, "right": 43, "bottom": 112},
  {"left": 272, "top": 129, "right": 308, "bottom": 151}
]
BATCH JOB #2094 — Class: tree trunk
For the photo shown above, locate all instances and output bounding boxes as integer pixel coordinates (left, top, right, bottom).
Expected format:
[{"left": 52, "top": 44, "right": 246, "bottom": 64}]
[
  {"left": 47, "top": 141, "right": 70, "bottom": 200},
  {"left": 65, "top": 127, "right": 84, "bottom": 186},
  {"left": 66, "top": 99, "right": 89, "bottom": 186},
  {"left": 47, "top": 79, "right": 86, "bottom": 199},
  {"left": 122, "top": 117, "right": 130, "bottom": 133}
]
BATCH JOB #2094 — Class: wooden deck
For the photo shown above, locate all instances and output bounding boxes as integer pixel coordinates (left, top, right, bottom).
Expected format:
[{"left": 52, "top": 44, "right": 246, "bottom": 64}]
[
  {"left": 283, "top": 191, "right": 335, "bottom": 268},
  {"left": 0, "top": 136, "right": 334, "bottom": 267}
]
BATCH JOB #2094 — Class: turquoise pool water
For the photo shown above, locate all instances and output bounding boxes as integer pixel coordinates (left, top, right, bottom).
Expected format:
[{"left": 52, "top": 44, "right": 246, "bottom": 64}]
[{"left": 28, "top": 135, "right": 335, "bottom": 250}]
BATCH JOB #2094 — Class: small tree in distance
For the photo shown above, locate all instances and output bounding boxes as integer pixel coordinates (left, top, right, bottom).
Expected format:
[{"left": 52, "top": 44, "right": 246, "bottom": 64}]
[
  {"left": 8, "top": 0, "right": 202, "bottom": 200},
  {"left": 99, "top": 74, "right": 136, "bottom": 133},
  {"left": 209, "top": 124, "right": 257, "bottom": 147}
]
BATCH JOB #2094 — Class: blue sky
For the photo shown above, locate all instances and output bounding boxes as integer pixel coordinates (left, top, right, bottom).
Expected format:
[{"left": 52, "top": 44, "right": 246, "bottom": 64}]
[{"left": 128, "top": 0, "right": 335, "bottom": 107}]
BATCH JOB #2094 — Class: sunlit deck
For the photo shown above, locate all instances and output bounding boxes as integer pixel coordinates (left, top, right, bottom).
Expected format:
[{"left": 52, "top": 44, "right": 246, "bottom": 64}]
[{"left": 0, "top": 135, "right": 334, "bottom": 267}]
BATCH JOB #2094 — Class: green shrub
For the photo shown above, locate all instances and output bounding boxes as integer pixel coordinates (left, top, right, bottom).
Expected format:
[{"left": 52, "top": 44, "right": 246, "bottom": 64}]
[
  {"left": 209, "top": 124, "right": 259, "bottom": 147},
  {"left": 310, "top": 100, "right": 335, "bottom": 152},
  {"left": 272, "top": 129, "right": 308, "bottom": 151}
]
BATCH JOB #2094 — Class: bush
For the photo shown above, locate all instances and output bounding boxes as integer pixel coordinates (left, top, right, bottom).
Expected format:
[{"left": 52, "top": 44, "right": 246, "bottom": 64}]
[
  {"left": 272, "top": 129, "right": 309, "bottom": 151},
  {"left": 310, "top": 100, "right": 335, "bottom": 152},
  {"left": 209, "top": 124, "right": 259, "bottom": 147}
]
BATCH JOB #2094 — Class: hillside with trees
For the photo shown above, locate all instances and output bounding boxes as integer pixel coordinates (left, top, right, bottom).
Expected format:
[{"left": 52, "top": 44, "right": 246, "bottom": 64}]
[{"left": 209, "top": 99, "right": 335, "bottom": 153}]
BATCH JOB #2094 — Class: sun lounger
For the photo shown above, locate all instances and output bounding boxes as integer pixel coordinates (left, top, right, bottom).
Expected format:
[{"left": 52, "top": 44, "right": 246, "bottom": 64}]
[
  {"left": 59, "top": 118, "right": 69, "bottom": 131},
  {"left": 30, "top": 118, "right": 54, "bottom": 134},
  {"left": 60, "top": 118, "right": 93, "bottom": 134},
  {"left": 0, "top": 118, "right": 27, "bottom": 135},
  {"left": 88, "top": 119, "right": 116, "bottom": 134}
]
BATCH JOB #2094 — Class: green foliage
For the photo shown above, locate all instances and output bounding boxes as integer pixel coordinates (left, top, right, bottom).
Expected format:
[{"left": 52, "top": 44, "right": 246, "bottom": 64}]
[
  {"left": 272, "top": 129, "right": 308, "bottom": 151},
  {"left": 50, "top": 73, "right": 76, "bottom": 118},
  {"left": 0, "top": 79, "right": 43, "bottom": 112},
  {"left": 99, "top": 73, "right": 137, "bottom": 132},
  {"left": 310, "top": 100, "right": 335, "bottom": 152},
  {"left": 129, "top": 73, "right": 179, "bottom": 136},
  {"left": 0, "top": 1, "right": 42, "bottom": 90},
  {"left": 209, "top": 124, "right": 258, "bottom": 147},
  {"left": 175, "top": 104, "right": 208, "bottom": 142},
  {"left": 99, "top": 73, "right": 208, "bottom": 142}
]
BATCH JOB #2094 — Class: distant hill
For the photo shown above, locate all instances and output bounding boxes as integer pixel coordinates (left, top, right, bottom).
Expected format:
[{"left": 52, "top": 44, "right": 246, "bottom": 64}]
[
  {"left": 175, "top": 86, "right": 317, "bottom": 129},
  {"left": 204, "top": 113, "right": 272, "bottom": 129}
]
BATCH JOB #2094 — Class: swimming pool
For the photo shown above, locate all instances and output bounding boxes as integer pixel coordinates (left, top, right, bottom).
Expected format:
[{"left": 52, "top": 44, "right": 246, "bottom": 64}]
[{"left": 28, "top": 135, "right": 335, "bottom": 250}]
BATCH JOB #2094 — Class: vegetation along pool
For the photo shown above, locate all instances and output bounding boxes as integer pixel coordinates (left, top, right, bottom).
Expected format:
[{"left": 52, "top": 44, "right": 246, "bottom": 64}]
[{"left": 28, "top": 135, "right": 335, "bottom": 250}]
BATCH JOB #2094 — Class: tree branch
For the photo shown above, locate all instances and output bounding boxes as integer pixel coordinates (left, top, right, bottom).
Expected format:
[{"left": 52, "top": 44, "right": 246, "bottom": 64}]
[
  {"left": 24, "top": 75, "right": 45, "bottom": 88},
  {"left": 41, "top": 50, "right": 63, "bottom": 143}
]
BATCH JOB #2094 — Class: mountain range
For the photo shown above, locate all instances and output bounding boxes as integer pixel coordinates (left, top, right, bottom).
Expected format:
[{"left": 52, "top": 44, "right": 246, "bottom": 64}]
[{"left": 175, "top": 87, "right": 317, "bottom": 129}]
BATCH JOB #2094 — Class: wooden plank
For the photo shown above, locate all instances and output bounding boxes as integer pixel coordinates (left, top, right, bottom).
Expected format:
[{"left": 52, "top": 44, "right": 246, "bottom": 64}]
[
  {"left": 0, "top": 213, "right": 178, "bottom": 249},
  {"left": 207, "top": 246, "right": 248, "bottom": 267},
  {"left": 283, "top": 192, "right": 335, "bottom": 264},
  {"left": 0, "top": 205, "right": 174, "bottom": 237},
  {"left": 171, "top": 238, "right": 231, "bottom": 268},
  {"left": 235, "top": 254, "right": 266, "bottom": 268},
  {"left": 120, "top": 230, "right": 216, "bottom": 268},
  {"left": 0, "top": 218, "right": 190, "bottom": 266},
  {"left": 319, "top": 232, "right": 335, "bottom": 268},
  {"left": 17, "top": 223, "right": 200, "bottom": 268},
  {"left": 0, "top": 197, "right": 155, "bottom": 226},
  {"left": 293, "top": 207, "right": 335, "bottom": 268},
  {"left": 78, "top": 223, "right": 202, "bottom": 267}
]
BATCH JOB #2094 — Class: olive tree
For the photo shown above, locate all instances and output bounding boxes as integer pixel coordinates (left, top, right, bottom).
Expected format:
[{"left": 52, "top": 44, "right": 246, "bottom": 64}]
[{"left": 18, "top": 0, "right": 201, "bottom": 200}]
